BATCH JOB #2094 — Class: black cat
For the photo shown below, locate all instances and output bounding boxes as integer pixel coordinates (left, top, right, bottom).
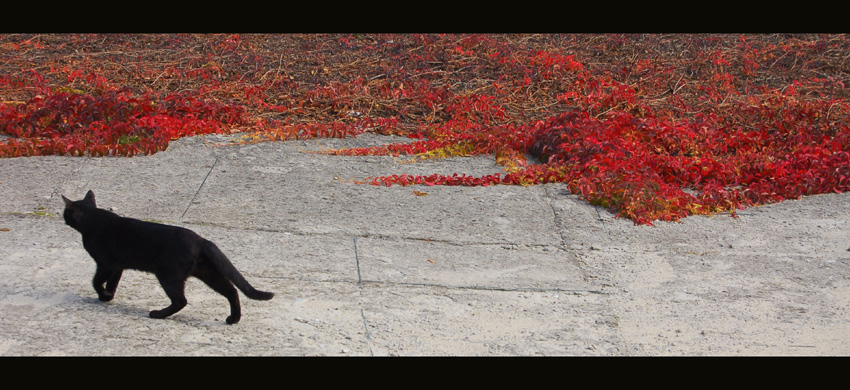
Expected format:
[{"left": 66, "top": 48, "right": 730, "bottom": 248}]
[{"left": 62, "top": 190, "right": 273, "bottom": 324}]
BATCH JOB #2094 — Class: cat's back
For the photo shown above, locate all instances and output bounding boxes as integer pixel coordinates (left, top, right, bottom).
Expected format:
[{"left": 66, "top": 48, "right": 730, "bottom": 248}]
[
  {"left": 90, "top": 211, "right": 202, "bottom": 246},
  {"left": 122, "top": 216, "right": 201, "bottom": 241},
  {"left": 100, "top": 216, "right": 204, "bottom": 263}
]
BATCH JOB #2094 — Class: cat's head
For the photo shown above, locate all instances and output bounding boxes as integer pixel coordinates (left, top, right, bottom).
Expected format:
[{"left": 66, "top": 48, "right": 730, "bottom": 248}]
[{"left": 61, "top": 190, "right": 97, "bottom": 230}]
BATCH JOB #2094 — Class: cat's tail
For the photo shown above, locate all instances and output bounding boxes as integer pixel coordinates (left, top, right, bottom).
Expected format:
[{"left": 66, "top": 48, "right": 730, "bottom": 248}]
[{"left": 201, "top": 240, "right": 275, "bottom": 301}]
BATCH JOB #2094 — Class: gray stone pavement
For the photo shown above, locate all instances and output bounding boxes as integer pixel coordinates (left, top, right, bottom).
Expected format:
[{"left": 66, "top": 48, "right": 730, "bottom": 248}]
[{"left": 1, "top": 133, "right": 848, "bottom": 355}]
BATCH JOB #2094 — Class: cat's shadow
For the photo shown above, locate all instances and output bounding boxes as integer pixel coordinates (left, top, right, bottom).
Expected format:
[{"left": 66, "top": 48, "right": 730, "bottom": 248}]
[
  {"left": 79, "top": 296, "right": 214, "bottom": 325},
  {"left": 80, "top": 296, "right": 145, "bottom": 316}
]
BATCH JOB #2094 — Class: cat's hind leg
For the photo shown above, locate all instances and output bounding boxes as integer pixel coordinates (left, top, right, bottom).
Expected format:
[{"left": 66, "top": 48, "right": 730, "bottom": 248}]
[
  {"left": 149, "top": 274, "right": 188, "bottom": 320},
  {"left": 194, "top": 267, "right": 242, "bottom": 324}
]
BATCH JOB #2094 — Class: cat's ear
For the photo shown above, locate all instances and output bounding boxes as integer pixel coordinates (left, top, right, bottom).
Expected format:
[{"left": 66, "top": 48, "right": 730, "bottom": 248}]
[
  {"left": 61, "top": 195, "right": 72, "bottom": 208},
  {"left": 84, "top": 190, "right": 96, "bottom": 206}
]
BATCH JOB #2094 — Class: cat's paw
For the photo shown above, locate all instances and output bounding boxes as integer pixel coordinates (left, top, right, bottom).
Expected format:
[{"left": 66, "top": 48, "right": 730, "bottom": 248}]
[
  {"left": 149, "top": 309, "right": 168, "bottom": 319},
  {"left": 225, "top": 315, "right": 240, "bottom": 325},
  {"left": 98, "top": 292, "right": 114, "bottom": 302}
]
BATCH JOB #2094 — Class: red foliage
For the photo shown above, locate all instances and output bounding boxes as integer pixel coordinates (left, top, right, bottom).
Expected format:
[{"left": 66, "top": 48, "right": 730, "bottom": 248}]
[
  {"left": 1, "top": 34, "right": 849, "bottom": 224},
  {"left": 0, "top": 87, "right": 249, "bottom": 156}
]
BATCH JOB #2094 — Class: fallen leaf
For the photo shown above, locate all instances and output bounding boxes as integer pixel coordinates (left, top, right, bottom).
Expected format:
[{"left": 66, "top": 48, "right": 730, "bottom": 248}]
[{"left": 413, "top": 190, "right": 428, "bottom": 196}]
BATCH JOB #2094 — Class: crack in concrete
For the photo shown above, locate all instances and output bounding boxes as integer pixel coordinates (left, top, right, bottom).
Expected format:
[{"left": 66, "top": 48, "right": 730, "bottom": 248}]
[
  {"left": 181, "top": 157, "right": 218, "bottom": 219},
  {"left": 352, "top": 236, "right": 375, "bottom": 356},
  {"left": 259, "top": 274, "right": 606, "bottom": 296},
  {"left": 175, "top": 219, "right": 572, "bottom": 253}
]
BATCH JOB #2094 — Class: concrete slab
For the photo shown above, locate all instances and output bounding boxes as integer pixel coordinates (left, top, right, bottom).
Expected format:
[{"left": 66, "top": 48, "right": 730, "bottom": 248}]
[
  {"left": 360, "top": 286, "right": 615, "bottom": 356},
  {"left": 185, "top": 135, "right": 560, "bottom": 245},
  {"left": 354, "top": 236, "right": 589, "bottom": 291},
  {"left": 549, "top": 189, "right": 850, "bottom": 355},
  {"left": 1, "top": 132, "right": 848, "bottom": 355},
  {"left": 0, "top": 156, "right": 84, "bottom": 213}
]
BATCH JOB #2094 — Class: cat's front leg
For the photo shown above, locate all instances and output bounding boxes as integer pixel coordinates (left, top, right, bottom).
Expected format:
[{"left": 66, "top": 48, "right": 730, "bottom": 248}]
[
  {"left": 105, "top": 269, "right": 123, "bottom": 297},
  {"left": 92, "top": 267, "right": 118, "bottom": 301}
]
